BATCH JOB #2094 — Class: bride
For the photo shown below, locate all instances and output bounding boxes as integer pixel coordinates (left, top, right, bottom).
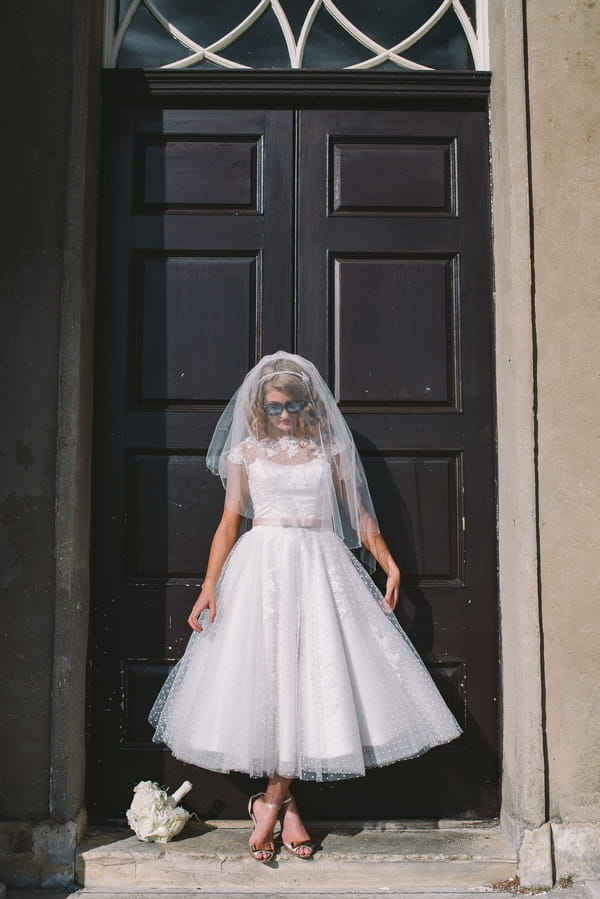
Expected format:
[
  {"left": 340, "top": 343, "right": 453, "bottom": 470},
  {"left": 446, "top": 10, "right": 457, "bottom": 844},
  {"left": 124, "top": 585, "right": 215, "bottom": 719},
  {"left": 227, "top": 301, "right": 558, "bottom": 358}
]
[{"left": 150, "top": 351, "right": 461, "bottom": 862}]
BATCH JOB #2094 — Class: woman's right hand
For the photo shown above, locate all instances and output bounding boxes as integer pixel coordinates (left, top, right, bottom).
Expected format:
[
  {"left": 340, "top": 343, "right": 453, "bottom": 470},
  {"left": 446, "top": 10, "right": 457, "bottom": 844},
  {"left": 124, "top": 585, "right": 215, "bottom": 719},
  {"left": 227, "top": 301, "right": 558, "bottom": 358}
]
[{"left": 187, "top": 584, "right": 217, "bottom": 632}]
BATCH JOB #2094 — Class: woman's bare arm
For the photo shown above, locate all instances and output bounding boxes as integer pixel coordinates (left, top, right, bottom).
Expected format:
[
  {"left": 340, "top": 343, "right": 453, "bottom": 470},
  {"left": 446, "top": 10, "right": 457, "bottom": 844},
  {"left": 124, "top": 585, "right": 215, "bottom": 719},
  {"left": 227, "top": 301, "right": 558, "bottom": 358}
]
[
  {"left": 187, "top": 506, "right": 243, "bottom": 632},
  {"left": 330, "top": 453, "right": 401, "bottom": 610},
  {"left": 188, "top": 456, "right": 249, "bottom": 632},
  {"left": 360, "top": 513, "right": 401, "bottom": 611}
]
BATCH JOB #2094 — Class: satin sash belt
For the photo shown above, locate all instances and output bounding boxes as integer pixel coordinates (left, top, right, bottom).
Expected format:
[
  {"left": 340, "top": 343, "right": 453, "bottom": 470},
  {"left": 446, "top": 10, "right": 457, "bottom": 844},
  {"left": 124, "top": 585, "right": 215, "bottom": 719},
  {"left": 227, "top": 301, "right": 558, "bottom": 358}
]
[{"left": 253, "top": 517, "right": 328, "bottom": 529}]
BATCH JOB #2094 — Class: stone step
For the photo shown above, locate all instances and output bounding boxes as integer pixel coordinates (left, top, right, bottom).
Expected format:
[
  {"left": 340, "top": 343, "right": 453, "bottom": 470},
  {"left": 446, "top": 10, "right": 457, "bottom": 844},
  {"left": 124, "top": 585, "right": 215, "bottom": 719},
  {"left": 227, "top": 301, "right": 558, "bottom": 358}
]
[
  {"left": 55, "top": 894, "right": 518, "bottom": 899},
  {"left": 5, "top": 889, "right": 594, "bottom": 899},
  {"left": 76, "top": 821, "right": 516, "bottom": 892}
]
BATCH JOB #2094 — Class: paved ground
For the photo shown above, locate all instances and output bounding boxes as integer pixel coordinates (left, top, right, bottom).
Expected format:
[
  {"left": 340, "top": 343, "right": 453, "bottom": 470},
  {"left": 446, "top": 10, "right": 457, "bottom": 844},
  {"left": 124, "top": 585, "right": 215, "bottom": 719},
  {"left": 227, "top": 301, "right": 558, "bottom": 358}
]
[{"left": 3, "top": 887, "right": 598, "bottom": 899}]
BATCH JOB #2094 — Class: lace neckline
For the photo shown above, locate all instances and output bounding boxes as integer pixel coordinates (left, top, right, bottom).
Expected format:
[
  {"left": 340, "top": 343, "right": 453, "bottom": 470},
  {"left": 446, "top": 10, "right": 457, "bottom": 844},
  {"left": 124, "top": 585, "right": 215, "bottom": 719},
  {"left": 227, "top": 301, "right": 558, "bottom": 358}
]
[
  {"left": 232, "top": 435, "right": 326, "bottom": 465},
  {"left": 262, "top": 436, "right": 319, "bottom": 459}
]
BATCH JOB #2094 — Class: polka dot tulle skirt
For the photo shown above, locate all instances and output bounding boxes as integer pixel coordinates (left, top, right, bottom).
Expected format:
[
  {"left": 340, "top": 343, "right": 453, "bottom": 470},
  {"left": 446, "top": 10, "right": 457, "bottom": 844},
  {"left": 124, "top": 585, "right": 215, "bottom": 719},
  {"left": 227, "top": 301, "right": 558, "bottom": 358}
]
[{"left": 149, "top": 525, "right": 462, "bottom": 782}]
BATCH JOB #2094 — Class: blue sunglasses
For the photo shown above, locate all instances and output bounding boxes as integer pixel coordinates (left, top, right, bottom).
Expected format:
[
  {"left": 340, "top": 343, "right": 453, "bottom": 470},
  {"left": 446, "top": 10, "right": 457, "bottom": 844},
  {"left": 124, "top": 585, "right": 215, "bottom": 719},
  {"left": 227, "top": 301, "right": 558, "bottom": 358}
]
[{"left": 263, "top": 401, "right": 307, "bottom": 415}]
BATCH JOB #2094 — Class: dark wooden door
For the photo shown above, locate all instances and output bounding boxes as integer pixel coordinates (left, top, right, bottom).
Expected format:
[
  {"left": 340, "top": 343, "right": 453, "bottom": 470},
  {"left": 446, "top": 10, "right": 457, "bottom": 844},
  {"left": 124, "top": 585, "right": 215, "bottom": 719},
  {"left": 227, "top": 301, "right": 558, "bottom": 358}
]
[
  {"left": 91, "top": 106, "right": 294, "bottom": 818},
  {"left": 296, "top": 109, "right": 496, "bottom": 818},
  {"left": 90, "top": 93, "right": 496, "bottom": 820}
]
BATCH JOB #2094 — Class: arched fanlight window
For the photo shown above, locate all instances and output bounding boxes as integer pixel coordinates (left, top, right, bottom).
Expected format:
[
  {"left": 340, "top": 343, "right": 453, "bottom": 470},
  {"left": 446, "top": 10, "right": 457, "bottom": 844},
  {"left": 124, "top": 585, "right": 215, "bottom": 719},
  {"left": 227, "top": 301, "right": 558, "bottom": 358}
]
[{"left": 104, "top": 1, "right": 489, "bottom": 71}]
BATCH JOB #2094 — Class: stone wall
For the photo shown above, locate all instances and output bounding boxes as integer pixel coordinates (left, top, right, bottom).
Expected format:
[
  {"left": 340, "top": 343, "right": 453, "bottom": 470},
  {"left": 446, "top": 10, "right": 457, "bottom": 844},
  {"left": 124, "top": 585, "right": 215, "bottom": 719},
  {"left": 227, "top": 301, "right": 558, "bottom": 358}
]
[
  {"left": 489, "top": 0, "right": 600, "bottom": 881},
  {"left": 0, "top": 0, "right": 101, "bottom": 887},
  {"left": 526, "top": 0, "right": 600, "bottom": 879},
  {"left": 0, "top": 1, "right": 74, "bottom": 821}
]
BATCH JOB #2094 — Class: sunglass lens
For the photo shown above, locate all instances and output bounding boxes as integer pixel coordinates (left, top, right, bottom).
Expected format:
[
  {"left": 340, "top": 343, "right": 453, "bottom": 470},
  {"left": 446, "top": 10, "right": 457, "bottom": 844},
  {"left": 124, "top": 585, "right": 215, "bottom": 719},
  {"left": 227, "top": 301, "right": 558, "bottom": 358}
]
[{"left": 263, "top": 401, "right": 306, "bottom": 415}]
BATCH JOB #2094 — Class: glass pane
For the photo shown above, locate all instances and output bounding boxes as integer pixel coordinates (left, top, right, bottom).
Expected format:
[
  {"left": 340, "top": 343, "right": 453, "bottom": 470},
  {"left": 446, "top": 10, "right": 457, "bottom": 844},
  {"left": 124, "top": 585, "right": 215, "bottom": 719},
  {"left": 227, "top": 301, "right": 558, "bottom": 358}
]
[
  {"left": 303, "top": 6, "right": 375, "bottom": 68},
  {"left": 278, "top": 0, "right": 315, "bottom": 40},
  {"left": 159, "top": 0, "right": 258, "bottom": 45},
  {"left": 460, "top": 0, "right": 477, "bottom": 30},
  {"left": 118, "top": 0, "right": 260, "bottom": 40},
  {"left": 113, "top": 0, "right": 477, "bottom": 70},
  {"left": 118, "top": 5, "right": 189, "bottom": 68},
  {"left": 117, "top": 0, "right": 134, "bottom": 25},
  {"left": 222, "top": 5, "right": 291, "bottom": 68},
  {"left": 117, "top": 0, "right": 265, "bottom": 67},
  {"left": 333, "top": 0, "right": 444, "bottom": 49},
  {"left": 402, "top": 9, "right": 473, "bottom": 70}
]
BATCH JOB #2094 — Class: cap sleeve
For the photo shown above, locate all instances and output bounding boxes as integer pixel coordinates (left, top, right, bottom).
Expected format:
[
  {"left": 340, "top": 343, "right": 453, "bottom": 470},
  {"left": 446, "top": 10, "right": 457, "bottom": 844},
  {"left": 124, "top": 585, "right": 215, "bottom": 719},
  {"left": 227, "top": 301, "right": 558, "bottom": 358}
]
[{"left": 227, "top": 444, "right": 244, "bottom": 465}]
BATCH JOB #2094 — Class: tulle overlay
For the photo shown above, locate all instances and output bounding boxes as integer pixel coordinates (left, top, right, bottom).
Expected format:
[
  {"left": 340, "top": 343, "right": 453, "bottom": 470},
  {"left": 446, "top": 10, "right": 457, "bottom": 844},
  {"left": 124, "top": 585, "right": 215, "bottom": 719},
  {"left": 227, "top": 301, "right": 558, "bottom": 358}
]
[{"left": 150, "top": 455, "right": 461, "bottom": 780}]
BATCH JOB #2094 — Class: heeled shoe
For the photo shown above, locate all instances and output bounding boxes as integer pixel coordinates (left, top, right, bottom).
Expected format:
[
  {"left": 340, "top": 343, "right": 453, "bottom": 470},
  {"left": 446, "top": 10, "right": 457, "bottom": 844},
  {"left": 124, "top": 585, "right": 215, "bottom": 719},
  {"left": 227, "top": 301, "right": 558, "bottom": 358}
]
[
  {"left": 282, "top": 838, "right": 316, "bottom": 859},
  {"left": 279, "top": 793, "right": 315, "bottom": 860},
  {"left": 247, "top": 792, "right": 279, "bottom": 863}
]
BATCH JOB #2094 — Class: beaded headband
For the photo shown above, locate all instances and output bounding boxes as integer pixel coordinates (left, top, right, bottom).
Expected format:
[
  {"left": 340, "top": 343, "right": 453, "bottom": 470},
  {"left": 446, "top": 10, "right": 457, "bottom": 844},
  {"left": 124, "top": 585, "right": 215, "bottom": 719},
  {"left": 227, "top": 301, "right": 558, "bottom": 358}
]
[{"left": 257, "top": 369, "right": 310, "bottom": 386}]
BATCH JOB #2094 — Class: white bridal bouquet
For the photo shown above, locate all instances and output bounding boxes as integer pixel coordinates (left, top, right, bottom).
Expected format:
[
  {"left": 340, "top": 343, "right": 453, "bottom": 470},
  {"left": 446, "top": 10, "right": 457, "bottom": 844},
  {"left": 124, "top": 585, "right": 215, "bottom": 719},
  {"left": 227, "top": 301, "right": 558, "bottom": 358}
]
[{"left": 126, "top": 780, "right": 193, "bottom": 843}]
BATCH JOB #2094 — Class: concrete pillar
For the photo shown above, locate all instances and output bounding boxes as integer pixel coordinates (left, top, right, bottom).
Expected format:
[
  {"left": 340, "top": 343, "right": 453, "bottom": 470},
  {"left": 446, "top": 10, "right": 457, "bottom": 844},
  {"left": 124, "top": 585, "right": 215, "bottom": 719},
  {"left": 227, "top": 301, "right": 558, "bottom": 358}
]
[
  {"left": 526, "top": 0, "right": 600, "bottom": 878},
  {"left": 0, "top": 0, "right": 102, "bottom": 887},
  {"left": 488, "top": 3, "right": 549, "bottom": 883}
]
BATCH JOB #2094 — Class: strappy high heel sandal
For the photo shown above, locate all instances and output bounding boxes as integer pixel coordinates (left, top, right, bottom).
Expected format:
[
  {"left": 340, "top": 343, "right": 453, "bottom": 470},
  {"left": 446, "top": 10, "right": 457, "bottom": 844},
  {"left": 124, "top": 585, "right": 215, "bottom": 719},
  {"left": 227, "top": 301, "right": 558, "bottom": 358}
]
[
  {"left": 247, "top": 792, "right": 279, "bottom": 863},
  {"left": 279, "top": 793, "right": 316, "bottom": 860}
]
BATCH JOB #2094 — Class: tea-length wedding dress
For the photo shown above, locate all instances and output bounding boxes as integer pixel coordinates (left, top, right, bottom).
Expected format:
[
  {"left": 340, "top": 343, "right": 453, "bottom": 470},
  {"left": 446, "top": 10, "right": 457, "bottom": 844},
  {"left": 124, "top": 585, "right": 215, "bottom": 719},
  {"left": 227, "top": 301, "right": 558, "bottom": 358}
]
[{"left": 149, "top": 434, "right": 462, "bottom": 781}]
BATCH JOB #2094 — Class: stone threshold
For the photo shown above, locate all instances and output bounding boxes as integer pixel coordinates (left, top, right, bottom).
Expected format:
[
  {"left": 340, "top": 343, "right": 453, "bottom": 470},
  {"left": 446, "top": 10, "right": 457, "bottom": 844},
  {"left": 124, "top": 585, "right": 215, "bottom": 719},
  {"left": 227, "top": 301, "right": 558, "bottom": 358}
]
[
  {"left": 76, "top": 820, "right": 516, "bottom": 892},
  {"left": 6, "top": 889, "right": 596, "bottom": 899}
]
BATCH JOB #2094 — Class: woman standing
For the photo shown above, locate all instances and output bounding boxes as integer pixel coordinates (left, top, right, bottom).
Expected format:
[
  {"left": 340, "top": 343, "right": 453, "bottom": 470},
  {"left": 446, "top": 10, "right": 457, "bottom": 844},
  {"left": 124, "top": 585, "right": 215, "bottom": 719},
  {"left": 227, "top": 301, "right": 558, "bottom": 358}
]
[{"left": 150, "top": 351, "right": 461, "bottom": 862}]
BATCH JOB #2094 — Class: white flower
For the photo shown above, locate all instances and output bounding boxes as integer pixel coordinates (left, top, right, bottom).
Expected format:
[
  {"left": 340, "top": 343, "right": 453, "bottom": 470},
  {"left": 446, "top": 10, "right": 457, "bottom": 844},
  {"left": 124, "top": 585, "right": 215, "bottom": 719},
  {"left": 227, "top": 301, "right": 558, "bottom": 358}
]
[{"left": 126, "top": 780, "right": 192, "bottom": 843}]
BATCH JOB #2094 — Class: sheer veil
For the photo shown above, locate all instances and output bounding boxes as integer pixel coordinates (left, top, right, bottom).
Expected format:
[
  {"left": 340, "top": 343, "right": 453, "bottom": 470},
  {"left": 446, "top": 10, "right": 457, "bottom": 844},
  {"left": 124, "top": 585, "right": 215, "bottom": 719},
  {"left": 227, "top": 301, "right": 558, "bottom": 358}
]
[{"left": 206, "top": 351, "right": 380, "bottom": 570}]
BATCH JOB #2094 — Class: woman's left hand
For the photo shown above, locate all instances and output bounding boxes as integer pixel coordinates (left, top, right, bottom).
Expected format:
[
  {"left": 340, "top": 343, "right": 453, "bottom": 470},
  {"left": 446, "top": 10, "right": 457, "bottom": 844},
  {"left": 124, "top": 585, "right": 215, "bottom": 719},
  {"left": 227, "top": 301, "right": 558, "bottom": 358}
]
[{"left": 383, "top": 567, "right": 401, "bottom": 611}]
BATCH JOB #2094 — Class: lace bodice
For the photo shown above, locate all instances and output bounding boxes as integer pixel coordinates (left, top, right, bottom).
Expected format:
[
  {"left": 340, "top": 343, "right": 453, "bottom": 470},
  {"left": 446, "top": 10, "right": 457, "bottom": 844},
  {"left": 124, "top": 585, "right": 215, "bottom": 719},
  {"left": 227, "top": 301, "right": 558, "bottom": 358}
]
[
  {"left": 249, "top": 455, "right": 332, "bottom": 524},
  {"left": 228, "top": 437, "right": 335, "bottom": 527}
]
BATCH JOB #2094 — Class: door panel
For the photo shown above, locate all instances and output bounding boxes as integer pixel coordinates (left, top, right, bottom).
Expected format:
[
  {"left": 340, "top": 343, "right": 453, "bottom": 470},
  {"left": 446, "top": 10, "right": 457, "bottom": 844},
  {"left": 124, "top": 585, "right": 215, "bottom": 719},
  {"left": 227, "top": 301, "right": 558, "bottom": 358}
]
[
  {"left": 333, "top": 256, "right": 458, "bottom": 405},
  {"left": 90, "top": 101, "right": 497, "bottom": 821},
  {"left": 331, "top": 139, "right": 455, "bottom": 214},
  {"left": 296, "top": 109, "right": 496, "bottom": 817},
  {"left": 138, "top": 138, "right": 262, "bottom": 210},
  {"left": 136, "top": 254, "right": 258, "bottom": 402},
  {"left": 90, "top": 107, "right": 294, "bottom": 817}
]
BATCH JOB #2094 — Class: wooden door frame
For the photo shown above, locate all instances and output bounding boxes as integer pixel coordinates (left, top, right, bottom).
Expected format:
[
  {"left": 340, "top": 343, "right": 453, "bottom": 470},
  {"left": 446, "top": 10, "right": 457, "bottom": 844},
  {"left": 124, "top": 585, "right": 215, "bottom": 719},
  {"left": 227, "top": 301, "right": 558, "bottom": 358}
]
[
  {"left": 91, "top": 78, "right": 497, "bottom": 821},
  {"left": 93, "top": 63, "right": 499, "bottom": 808},
  {"left": 102, "top": 69, "right": 490, "bottom": 109}
]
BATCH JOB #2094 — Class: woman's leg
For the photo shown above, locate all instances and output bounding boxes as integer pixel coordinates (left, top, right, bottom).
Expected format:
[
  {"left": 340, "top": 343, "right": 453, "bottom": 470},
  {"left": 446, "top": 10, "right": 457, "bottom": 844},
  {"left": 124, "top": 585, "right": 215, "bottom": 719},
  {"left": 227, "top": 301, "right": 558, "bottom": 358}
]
[
  {"left": 248, "top": 773, "right": 293, "bottom": 860},
  {"left": 279, "top": 792, "right": 313, "bottom": 857},
  {"left": 264, "top": 772, "right": 293, "bottom": 807},
  {"left": 249, "top": 773, "right": 314, "bottom": 859}
]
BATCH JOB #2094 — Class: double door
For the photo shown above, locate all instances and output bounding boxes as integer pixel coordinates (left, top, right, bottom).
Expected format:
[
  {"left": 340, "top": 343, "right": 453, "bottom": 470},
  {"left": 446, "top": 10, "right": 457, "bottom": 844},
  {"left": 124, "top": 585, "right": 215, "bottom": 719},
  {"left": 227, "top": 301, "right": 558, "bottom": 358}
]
[{"left": 90, "top": 100, "right": 497, "bottom": 819}]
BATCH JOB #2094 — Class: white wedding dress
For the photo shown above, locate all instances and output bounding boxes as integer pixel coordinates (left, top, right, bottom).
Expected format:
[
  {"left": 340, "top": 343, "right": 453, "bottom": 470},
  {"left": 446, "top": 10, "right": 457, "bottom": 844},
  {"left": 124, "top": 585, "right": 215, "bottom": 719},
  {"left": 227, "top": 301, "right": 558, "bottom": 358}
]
[{"left": 150, "top": 437, "right": 462, "bottom": 781}]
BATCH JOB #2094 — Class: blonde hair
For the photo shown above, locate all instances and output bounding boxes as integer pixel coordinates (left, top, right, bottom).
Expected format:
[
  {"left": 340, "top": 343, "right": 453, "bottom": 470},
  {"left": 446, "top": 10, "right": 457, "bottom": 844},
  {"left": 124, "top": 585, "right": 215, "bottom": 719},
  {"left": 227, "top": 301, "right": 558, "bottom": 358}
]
[{"left": 249, "top": 360, "right": 323, "bottom": 440}]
